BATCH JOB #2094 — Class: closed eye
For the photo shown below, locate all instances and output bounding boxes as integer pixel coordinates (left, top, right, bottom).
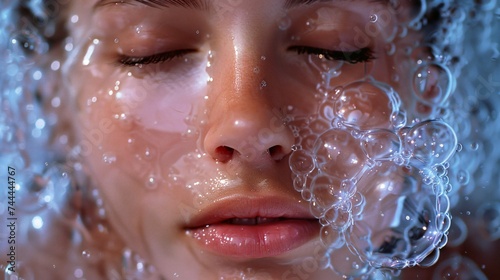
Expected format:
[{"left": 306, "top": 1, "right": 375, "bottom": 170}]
[
  {"left": 289, "top": 46, "right": 375, "bottom": 64},
  {"left": 118, "top": 49, "right": 196, "bottom": 66}
]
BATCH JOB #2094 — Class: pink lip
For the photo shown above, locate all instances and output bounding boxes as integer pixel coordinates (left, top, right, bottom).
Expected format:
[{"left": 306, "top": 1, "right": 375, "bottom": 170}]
[{"left": 185, "top": 196, "right": 320, "bottom": 258}]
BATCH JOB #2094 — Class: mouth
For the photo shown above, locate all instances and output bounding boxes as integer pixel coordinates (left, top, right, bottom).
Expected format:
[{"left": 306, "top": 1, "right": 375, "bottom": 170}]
[{"left": 184, "top": 195, "right": 320, "bottom": 258}]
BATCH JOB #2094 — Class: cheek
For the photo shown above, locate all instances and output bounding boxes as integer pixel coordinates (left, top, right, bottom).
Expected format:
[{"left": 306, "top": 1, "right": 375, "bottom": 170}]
[
  {"left": 72, "top": 64, "right": 208, "bottom": 222},
  {"left": 74, "top": 62, "right": 210, "bottom": 182}
]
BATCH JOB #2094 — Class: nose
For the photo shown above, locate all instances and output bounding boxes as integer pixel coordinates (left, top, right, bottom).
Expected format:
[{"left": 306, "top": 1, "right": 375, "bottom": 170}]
[{"left": 203, "top": 51, "right": 294, "bottom": 164}]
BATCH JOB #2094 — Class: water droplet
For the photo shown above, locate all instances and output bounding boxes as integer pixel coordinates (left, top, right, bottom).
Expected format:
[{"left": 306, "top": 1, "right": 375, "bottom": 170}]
[
  {"left": 259, "top": 80, "right": 267, "bottom": 89},
  {"left": 102, "top": 153, "right": 117, "bottom": 164},
  {"left": 50, "top": 60, "right": 61, "bottom": 71},
  {"left": 278, "top": 17, "right": 292, "bottom": 30},
  {"left": 456, "top": 169, "right": 470, "bottom": 185},
  {"left": 146, "top": 175, "right": 158, "bottom": 189}
]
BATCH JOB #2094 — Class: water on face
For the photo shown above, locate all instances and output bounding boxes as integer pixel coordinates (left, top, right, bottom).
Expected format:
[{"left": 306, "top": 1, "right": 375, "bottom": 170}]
[{"left": 1, "top": 0, "right": 500, "bottom": 279}]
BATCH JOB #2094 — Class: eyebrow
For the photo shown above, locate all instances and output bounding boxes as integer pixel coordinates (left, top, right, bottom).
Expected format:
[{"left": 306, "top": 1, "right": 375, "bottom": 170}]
[
  {"left": 94, "top": 0, "right": 388, "bottom": 11},
  {"left": 94, "top": 0, "right": 210, "bottom": 11},
  {"left": 285, "top": 0, "right": 389, "bottom": 9},
  {"left": 284, "top": 0, "right": 333, "bottom": 9}
]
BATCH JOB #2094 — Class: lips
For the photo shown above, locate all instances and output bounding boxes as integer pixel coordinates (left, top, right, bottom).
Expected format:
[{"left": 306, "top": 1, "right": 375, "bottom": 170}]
[{"left": 185, "top": 195, "right": 320, "bottom": 258}]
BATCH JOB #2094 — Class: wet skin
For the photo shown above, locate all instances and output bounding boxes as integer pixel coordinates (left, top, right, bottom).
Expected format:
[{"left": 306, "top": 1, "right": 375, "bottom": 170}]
[{"left": 67, "top": 0, "right": 422, "bottom": 278}]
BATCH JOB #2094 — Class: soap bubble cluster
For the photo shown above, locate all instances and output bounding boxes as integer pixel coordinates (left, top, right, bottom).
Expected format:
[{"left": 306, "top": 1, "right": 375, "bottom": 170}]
[
  {"left": 289, "top": 76, "right": 456, "bottom": 277},
  {"left": 286, "top": 0, "right": 500, "bottom": 278}
]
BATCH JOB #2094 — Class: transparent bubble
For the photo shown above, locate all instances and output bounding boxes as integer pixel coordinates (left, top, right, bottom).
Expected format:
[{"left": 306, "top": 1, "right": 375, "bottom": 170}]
[
  {"left": 412, "top": 63, "right": 453, "bottom": 106},
  {"left": 477, "top": 202, "right": 500, "bottom": 240},
  {"left": 289, "top": 149, "right": 315, "bottom": 175},
  {"left": 419, "top": 248, "right": 440, "bottom": 267},
  {"left": 314, "top": 129, "right": 367, "bottom": 179},
  {"left": 433, "top": 255, "right": 488, "bottom": 280},
  {"left": 301, "top": 188, "right": 313, "bottom": 201},
  {"left": 331, "top": 209, "right": 352, "bottom": 231},
  {"left": 309, "top": 119, "right": 331, "bottom": 135},
  {"left": 351, "top": 192, "right": 366, "bottom": 217},
  {"left": 357, "top": 163, "right": 404, "bottom": 199},
  {"left": 320, "top": 225, "right": 344, "bottom": 248},
  {"left": 330, "top": 247, "right": 370, "bottom": 278},
  {"left": 347, "top": 221, "right": 373, "bottom": 256},
  {"left": 309, "top": 200, "right": 325, "bottom": 219},
  {"left": 361, "top": 129, "right": 401, "bottom": 161},
  {"left": 405, "top": 120, "right": 458, "bottom": 166},
  {"left": 385, "top": 43, "right": 396, "bottom": 56},
  {"left": 293, "top": 175, "right": 306, "bottom": 192},
  {"left": 447, "top": 216, "right": 467, "bottom": 247},
  {"left": 311, "top": 175, "right": 346, "bottom": 209},
  {"left": 399, "top": 0, "right": 427, "bottom": 25},
  {"left": 319, "top": 101, "right": 336, "bottom": 121},
  {"left": 11, "top": 28, "right": 45, "bottom": 55},
  {"left": 335, "top": 81, "right": 397, "bottom": 130}
]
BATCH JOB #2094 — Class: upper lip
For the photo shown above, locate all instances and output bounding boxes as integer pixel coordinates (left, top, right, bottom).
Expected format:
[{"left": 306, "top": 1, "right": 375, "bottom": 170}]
[{"left": 185, "top": 194, "right": 317, "bottom": 229}]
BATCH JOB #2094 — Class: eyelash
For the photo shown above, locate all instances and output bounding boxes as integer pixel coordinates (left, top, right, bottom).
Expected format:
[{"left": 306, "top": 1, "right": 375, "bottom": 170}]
[
  {"left": 118, "top": 46, "right": 375, "bottom": 66},
  {"left": 119, "top": 49, "right": 195, "bottom": 66},
  {"left": 289, "top": 46, "right": 376, "bottom": 64}
]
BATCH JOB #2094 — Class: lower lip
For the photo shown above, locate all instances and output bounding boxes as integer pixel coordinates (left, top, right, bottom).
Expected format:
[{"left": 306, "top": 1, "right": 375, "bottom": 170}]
[{"left": 187, "top": 219, "right": 320, "bottom": 258}]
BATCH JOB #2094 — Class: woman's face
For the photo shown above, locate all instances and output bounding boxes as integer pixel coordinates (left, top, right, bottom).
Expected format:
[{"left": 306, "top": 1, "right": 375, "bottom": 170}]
[{"left": 67, "top": 0, "right": 427, "bottom": 278}]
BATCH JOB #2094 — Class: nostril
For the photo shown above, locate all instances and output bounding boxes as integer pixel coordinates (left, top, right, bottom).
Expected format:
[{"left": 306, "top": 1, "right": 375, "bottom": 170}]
[
  {"left": 268, "top": 145, "right": 287, "bottom": 161},
  {"left": 214, "top": 146, "right": 234, "bottom": 163}
]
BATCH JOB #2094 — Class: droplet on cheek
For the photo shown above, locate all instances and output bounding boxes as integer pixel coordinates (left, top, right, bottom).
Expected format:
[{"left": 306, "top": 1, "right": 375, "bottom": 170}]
[
  {"left": 102, "top": 152, "right": 117, "bottom": 164},
  {"left": 146, "top": 175, "right": 158, "bottom": 189}
]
